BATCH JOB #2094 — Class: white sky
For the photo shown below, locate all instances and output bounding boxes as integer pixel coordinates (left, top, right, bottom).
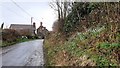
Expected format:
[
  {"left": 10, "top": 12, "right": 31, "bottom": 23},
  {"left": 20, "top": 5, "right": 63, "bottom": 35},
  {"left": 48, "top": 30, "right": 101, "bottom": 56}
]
[
  {"left": 0, "top": 0, "right": 119, "bottom": 31},
  {"left": 0, "top": 0, "right": 58, "bottom": 31}
]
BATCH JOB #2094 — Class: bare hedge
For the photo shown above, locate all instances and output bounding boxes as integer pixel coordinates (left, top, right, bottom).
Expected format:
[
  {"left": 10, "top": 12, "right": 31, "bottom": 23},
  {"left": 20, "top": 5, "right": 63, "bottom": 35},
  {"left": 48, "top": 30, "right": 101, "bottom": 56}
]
[{"left": 2, "top": 29, "right": 20, "bottom": 42}]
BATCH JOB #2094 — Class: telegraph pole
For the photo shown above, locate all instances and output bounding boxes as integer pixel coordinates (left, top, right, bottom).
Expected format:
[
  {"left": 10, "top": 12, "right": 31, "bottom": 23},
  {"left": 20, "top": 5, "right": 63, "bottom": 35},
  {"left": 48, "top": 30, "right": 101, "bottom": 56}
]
[
  {"left": 31, "top": 17, "right": 33, "bottom": 36},
  {"left": 31, "top": 17, "right": 33, "bottom": 25}
]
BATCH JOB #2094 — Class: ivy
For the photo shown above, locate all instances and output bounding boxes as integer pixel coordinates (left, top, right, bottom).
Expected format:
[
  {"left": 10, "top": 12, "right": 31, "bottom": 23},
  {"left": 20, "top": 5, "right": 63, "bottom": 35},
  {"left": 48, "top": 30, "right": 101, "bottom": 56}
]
[{"left": 63, "top": 2, "right": 98, "bottom": 34}]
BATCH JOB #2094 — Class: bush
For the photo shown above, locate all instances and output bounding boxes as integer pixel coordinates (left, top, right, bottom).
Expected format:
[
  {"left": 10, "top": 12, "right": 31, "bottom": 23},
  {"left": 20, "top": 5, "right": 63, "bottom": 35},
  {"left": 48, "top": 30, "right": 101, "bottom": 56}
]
[
  {"left": 34, "top": 35, "right": 39, "bottom": 39},
  {"left": 63, "top": 2, "right": 97, "bottom": 35},
  {"left": 26, "top": 35, "right": 34, "bottom": 39},
  {"left": 2, "top": 29, "right": 20, "bottom": 42},
  {"left": 52, "top": 18, "right": 64, "bottom": 32}
]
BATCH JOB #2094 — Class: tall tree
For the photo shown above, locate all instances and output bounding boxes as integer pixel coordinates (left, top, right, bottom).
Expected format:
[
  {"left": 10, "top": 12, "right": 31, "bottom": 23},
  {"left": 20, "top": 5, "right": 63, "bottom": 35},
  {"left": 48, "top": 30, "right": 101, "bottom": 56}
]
[{"left": 49, "top": 0, "right": 71, "bottom": 20}]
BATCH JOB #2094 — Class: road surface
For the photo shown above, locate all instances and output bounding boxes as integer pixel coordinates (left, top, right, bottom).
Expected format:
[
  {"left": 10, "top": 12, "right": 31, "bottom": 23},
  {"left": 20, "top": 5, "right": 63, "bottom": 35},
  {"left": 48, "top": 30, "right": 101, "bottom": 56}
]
[{"left": 2, "top": 39, "right": 44, "bottom": 66}]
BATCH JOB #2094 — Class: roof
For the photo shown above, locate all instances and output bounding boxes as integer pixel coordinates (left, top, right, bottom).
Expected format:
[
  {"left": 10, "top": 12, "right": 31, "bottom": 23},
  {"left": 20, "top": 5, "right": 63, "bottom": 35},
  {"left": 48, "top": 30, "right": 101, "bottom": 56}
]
[{"left": 10, "top": 24, "right": 35, "bottom": 30}]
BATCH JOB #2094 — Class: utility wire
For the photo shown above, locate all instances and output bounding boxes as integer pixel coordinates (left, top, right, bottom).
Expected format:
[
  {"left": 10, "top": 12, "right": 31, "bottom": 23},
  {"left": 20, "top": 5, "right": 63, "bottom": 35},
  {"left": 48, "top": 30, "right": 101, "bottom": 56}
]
[
  {"left": 11, "top": 0, "right": 41, "bottom": 22},
  {"left": 3, "top": 6, "right": 29, "bottom": 21},
  {"left": 11, "top": 0, "right": 31, "bottom": 16}
]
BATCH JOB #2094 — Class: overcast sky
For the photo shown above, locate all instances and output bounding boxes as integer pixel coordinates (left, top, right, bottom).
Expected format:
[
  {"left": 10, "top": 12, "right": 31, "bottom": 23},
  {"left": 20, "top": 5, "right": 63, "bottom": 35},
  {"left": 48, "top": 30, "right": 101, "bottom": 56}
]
[
  {"left": 0, "top": 0, "right": 57, "bottom": 31},
  {"left": 0, "top": 0, "right": 119, "bottom": 31}
]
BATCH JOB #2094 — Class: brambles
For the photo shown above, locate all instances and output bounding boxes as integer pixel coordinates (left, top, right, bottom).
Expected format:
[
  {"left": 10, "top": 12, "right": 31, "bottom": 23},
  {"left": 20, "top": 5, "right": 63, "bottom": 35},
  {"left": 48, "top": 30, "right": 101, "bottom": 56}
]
[{"left": 44, "top": 2, "right": 120, "bottom": 66}]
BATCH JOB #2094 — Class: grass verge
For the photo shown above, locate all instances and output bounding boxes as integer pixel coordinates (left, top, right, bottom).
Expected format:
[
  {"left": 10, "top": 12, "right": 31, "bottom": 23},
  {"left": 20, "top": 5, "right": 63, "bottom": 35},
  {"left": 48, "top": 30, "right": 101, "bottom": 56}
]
[
  {"left": 44, "top": 25, "right": 120, "bottom": 66},
  {"left": 1, "top": 38, "right": 35, "bottom": 47}
]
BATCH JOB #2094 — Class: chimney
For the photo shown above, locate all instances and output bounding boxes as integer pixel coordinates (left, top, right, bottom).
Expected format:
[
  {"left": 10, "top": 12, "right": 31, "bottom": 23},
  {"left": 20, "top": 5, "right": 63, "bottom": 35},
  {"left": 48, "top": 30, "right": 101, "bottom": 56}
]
[
  {"left": 40, "top": 22, "right": 43, "bottom": 26},
  {"left": 33, "top": 22, "right": 36, "bottom": 28}
]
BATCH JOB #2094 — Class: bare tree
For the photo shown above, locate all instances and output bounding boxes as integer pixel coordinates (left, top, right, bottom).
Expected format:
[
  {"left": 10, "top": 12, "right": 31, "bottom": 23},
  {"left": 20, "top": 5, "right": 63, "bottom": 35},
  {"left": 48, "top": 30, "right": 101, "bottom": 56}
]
[
  {"left": 49, "top": 0, "right": 72, "bottom": 20},
  {"left": 56, "top": 0, "right": 61, "bottom": 20}
]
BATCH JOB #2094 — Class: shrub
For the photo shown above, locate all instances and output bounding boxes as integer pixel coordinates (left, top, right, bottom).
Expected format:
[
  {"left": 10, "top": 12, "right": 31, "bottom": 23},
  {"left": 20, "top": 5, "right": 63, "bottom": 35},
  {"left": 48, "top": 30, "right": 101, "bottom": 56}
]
[
  {"left": 63, "top": 2, "right": 97, "bottom": 35},
  {"left": 2, "top": 29, "right": 20, "bottom": 42},
  {"left": 26, "top": 35, "right": 33, "bottom": 39},
  {"left": 34, "top": 35, "right": 39, "bottom": 39},
  {"left": 52, "top": 18, "right": 64, "bottom": 32}
]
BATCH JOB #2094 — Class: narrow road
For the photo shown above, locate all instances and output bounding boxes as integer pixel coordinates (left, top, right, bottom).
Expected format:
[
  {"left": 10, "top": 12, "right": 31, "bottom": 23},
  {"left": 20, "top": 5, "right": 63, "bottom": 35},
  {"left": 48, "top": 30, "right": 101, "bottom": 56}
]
[{"left": 2, "top": 39, "right": 44, "bottom": 66}]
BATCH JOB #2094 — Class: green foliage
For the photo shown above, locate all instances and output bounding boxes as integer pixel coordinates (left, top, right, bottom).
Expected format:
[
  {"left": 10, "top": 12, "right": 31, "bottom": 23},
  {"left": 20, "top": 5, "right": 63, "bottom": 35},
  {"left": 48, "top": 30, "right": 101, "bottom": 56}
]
[
  {"left": 88, "top": 26, "right": 105, "bottom": 36},
  {"left": 98, "top": 42, "right": 110, "bottom": 49},
  {"left": 2, "top": 41, "right": 16, "bottom": 47},
  {"left": 110, "top": 43, "right": 120, "bottom": 48},
  {"left": 96, "top": 56, "right": 113, "bottom": 66},
  {"left": 97, "top": 42, "right": 120, "bottom": 49},
  {"left": 1, "top": 37, "right": 32, "bottom": 47},
  {"left": 64, "top": 40, "right": 83, "bottom": 57},
  {"left": 63, "top": 2, "right": 98, "bottom": 34},
  {"left": 45, "top": 2, "right": 120, "bottom": 66},
  {"left": 44, "top": 24, "right": 120, "bottom": 66},
  {"left": 77, "top": 33, "right": 87, "bottom": 41},
  {"left": 68, "top": 42, "right": 77, "bottom": 50},
  {"left": 16, "top": 38, "right": 30, "bottom": 42},
  {"left": 2, "top": 29, "right": 37, "bottom": 47},
  {"left": 46, "top": 48, "right": 56, "bottom": 65}
]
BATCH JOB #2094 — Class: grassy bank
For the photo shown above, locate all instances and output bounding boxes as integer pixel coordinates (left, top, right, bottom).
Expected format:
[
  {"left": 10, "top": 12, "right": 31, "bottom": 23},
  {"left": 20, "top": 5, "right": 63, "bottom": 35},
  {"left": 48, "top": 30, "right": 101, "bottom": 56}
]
[
  {"left": 1, "top": 38, "right": 34, "bottom": 47},
  {"left": 44, "top": 25, "right": 120, "bottom": 66},
  {"left": 44, "top": 2, "right": 120, "bottom": 66}
]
